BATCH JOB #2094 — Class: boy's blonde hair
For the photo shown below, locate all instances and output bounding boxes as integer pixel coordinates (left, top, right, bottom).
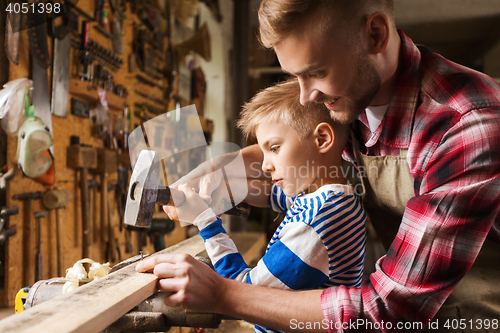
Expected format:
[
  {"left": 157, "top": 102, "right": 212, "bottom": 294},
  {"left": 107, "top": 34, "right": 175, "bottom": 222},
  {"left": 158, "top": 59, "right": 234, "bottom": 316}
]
[{"left": 237, "top": 78, "right": 347, "bottom": 148}]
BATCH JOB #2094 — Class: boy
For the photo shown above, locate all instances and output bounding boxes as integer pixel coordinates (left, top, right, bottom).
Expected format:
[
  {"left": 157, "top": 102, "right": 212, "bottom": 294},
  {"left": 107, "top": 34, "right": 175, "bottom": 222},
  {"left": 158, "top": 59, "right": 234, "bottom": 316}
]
[{"left": 172, "top": 78, "right": 366, "bottom": 333}]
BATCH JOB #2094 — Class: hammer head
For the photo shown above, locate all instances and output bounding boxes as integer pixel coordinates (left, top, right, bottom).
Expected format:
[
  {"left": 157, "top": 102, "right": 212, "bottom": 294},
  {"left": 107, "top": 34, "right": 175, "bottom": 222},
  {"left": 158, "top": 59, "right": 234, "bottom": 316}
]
[{"left": 124, "top": 150, "right": 161, "bottom": 228}]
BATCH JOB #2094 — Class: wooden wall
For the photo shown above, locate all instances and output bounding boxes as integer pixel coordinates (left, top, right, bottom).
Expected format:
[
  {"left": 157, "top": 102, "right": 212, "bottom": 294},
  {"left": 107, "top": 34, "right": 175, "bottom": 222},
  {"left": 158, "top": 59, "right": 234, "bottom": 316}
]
[{"left": 2, "top": 1, "right": 189, "bottom": 307}]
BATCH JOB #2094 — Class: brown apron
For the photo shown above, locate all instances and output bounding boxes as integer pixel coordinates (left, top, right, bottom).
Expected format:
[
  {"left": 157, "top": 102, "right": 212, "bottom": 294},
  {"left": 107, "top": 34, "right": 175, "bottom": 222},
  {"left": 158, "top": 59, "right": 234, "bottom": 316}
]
[{"left": 352, "top": 133, "right": 500, "bottom": 332}]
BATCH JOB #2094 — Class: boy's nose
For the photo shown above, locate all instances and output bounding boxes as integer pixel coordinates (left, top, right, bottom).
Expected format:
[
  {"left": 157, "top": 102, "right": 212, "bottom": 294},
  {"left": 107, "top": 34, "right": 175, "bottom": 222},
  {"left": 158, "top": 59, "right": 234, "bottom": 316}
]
[{"left": 262, "top": 158, "right": 274, "bottom": 172}]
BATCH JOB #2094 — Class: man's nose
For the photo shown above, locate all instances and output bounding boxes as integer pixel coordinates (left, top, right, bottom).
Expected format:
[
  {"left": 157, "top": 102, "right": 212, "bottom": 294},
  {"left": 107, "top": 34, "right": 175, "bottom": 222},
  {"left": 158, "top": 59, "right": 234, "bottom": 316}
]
[{"left": 299, "top": 80, "right": 319, "bottom": 106}]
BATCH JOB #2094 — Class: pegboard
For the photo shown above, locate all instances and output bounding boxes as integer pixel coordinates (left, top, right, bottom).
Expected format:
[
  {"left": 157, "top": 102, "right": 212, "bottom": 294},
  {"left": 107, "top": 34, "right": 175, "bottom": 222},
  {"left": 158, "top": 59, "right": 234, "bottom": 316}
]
[{"left": 1, "top": 1, "right": 195, "bottom": 307}]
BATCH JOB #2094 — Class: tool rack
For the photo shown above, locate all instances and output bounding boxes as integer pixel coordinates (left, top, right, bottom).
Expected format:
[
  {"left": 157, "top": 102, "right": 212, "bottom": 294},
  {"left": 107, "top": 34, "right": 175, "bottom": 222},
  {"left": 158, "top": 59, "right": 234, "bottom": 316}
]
[{"left": 1, "top": 1, "right": 207, "bottom": 308}]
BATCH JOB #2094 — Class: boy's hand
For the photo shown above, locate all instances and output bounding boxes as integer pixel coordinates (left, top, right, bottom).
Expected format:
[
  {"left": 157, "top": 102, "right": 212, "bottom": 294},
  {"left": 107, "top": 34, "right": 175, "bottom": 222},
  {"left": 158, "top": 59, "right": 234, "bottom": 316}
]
[{"left": 165, "top": 184, "right": 210, "bottom": 224}]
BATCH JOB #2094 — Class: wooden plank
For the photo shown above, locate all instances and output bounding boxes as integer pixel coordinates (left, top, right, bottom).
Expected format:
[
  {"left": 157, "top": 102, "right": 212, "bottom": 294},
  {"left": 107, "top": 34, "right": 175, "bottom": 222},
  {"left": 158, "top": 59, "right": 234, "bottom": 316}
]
[{"left": 0, "top": 235, "right": 206, "bottom": 333}]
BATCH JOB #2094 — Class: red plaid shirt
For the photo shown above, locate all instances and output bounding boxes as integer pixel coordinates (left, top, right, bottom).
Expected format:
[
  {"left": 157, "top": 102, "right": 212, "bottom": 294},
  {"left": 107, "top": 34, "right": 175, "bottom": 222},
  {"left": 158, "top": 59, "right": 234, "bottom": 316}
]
[{"left": 322, "top": 31, "right": 500, "bottom": 331}]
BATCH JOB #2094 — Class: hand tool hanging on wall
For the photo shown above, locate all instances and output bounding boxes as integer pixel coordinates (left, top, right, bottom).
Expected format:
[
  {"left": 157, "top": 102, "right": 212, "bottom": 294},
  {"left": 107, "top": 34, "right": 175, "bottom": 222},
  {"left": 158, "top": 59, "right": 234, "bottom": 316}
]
[
  {"left": 109, "top": 0, "right": 124, "bottom": 54},
  {"left": 78, "top": 21, "right": 94, "bottom": 82},
  {"left": 0, "top": 207, "right": 18, "bottom": 288},
  {"left": 13, "top": 191, "right": 43, "bottom": 286},
  {"left": 107, "top": 183, "right": 121, "bottom": 263},
  {"left": 5, "top": 0, "right": 21, "bottom": 65},
  {"left": 42, "top": 188, "right": 71, "bottom": 277},
  {"left": 34, "top": 210, "right": 48, "bottom": 282},
  {"left": 148, "top": 215, "right": 175, "bottom": 252},
  {"left": 67, "top": 137, "right": 97, "bottom": 259},
  {"left": 90, "top": 149, "right": 117, "bottom": 261},
  {"left": 88, "top": 178, "right": 99, "bottom": 244},
  {"left": 28, "top": 2, "right": 55, "bottom": 185},
  {"left": 51, "top": 3, "right": 77, "bottom": 118},
  {"left": 116, "top": 167, "right": 133, "bottom": 253},
  {"left": 0, "top": 165, "right": 15, "bottom": 196}
]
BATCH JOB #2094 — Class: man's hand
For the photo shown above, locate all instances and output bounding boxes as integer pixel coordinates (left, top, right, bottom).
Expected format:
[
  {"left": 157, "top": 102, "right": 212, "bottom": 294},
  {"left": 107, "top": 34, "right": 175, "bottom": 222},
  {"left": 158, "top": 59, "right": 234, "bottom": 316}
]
[
  {"left": 136, "top": 253, "right": 224, "bottom": 312},
  {"left": 172, "top": 158, "right": 224, "bottom": 205},
  {"left": 171, "top": 145, "right": 264, "bottom": 206}
]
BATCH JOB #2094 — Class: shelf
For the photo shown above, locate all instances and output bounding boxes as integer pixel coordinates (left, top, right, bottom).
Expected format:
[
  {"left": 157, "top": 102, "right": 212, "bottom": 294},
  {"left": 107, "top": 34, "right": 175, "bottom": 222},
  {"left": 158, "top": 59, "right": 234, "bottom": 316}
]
[{"left": 69, "top": 78, "right": 127, "bottom": 111}]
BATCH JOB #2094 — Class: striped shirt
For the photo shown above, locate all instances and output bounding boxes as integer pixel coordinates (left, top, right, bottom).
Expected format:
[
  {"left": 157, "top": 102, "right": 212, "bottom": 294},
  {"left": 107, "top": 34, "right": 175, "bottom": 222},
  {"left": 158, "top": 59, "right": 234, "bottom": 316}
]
[{"left": 199, "top": 183, "right": 367, "bottom": 333}]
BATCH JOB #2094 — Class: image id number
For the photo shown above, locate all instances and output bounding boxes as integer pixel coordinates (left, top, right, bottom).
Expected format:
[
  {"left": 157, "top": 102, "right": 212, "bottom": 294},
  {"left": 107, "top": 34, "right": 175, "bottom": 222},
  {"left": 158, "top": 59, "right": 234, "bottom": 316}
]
[
  {"left": 444, "top": 319, "right": 498, "bottom": 330},
  {"left": 6, "top": 2, "right": 60, "bottom": 14}
]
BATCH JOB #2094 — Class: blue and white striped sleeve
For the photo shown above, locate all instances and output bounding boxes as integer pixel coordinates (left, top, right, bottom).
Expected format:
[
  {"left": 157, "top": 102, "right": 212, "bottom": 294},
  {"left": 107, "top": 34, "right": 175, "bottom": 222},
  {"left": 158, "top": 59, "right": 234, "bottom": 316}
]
[
  {"left": 247, "top": 221, "right": 330, "bottom": 289},
  {"left": 198, "top": 218, "right": 251, "bottom": 280},
  {"left": 268, "top": 184, "right": 293, "bottom": 213},
  {"left": 200, "top": 218, "right": 330, "bottom": 289}
]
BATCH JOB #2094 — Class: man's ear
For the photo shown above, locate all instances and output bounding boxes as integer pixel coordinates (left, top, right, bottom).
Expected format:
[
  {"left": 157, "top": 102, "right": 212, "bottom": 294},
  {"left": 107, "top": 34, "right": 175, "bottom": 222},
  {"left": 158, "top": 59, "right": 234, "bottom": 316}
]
[
  {"left": 364, "top": 12, "right": 390, "bottom": 54},
  {"left": 313, "top": 123, "right": 335, "bottom": 153}
]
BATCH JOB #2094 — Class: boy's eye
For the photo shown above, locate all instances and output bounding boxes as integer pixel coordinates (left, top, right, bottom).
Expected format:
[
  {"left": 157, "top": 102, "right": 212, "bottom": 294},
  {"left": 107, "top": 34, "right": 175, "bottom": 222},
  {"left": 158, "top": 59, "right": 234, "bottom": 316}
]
[{"left": 270, "top": 146, "right": 280, "bottom": 153}]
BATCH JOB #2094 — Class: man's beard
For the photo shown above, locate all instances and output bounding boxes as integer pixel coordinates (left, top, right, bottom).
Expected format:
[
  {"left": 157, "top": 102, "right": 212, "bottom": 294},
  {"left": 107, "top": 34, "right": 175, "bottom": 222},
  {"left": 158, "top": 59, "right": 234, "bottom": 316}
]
[{"left": 330, "top": 54, "right": 381, "bottom": 125}]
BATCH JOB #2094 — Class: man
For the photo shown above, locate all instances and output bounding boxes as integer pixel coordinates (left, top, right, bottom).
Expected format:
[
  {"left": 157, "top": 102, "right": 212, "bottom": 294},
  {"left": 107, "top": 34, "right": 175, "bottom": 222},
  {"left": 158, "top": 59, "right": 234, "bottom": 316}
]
[{"left": 137, "top": 1, "right": 500, "bottom": 331}]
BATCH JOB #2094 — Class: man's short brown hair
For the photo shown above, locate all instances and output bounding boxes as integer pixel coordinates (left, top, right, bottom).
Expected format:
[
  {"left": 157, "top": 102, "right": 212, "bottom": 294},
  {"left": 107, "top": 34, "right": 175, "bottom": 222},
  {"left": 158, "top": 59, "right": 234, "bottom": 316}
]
[
  {"left": 258, "top": 0, "right": 394, "bottom": 48},
  {"left": 237, "top": 78, "right": 346, "bottom": 144}
]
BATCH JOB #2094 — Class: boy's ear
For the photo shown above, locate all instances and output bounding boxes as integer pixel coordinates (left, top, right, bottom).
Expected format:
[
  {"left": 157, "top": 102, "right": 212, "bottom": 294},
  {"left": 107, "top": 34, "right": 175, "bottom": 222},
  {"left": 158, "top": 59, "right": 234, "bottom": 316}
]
[{"left": 313, "top": 123, "right": 335, "bottom": 153}]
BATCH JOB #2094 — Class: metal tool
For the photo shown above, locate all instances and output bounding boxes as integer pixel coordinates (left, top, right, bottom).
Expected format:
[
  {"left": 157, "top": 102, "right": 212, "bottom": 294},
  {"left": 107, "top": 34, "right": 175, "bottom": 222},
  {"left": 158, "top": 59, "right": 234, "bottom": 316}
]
[
  {"left": 42, "top": 188, "right": 71, "bottom": 277},
  {"left": 13, "top": 191, "right": 43, "bottom": 286},
  {"left": 124, "top": 150, "right": 250, "bottom": 228},
  {"left": 34, "top": 210, "right": 48, "bottom": 282},
  {"left": 107, "top": 183, "right": 121, "bottom": 263},
  {"left": 134, "top": 90, "right": 164, "bottom": 105},
  {"left": 117, "top": 167, "right": 133, "bottom": 253},
  {"left": 5, "top": 0, "right": 21, "bottom": 65},
  {"left": 27, "top": 0, "right": 51, "bottom": 70},
  {"left": 51, "top": 4, "right": 76, "bottom": 118},
  {"left": 0, "top": 207, "right": 18, "bottom": 288},
  {"left": 134, "top": 102, "right": 165, "bottom": 115},
  {"left": 90, "top": 149, "right": 117, "bottom": 259},
  {"left": 148, "top": 217, "right": 175, "bottom": 252},
  {"left": 124, "top": 150, "right": 185, "bottom": 228},
  {"left": 88, "top": 179, "right": 99, "bottom": 244},
  {"left": 28, "top": 7, "right": 56, "bottom": 186},
  {"left": 109, "top": 0, "right": 124, "bottom": 54},
  {"left": 67, "top": 137, "right": 97, "bottom": 258},
  {"left": 29, "top": 10, "right": 54, "bottom": 163},
  {"left": 0, "top": 166, "right": 15, "bottom": 192},
  {"left": 78, "top": 21, "right": 94, "bottom": 82}
]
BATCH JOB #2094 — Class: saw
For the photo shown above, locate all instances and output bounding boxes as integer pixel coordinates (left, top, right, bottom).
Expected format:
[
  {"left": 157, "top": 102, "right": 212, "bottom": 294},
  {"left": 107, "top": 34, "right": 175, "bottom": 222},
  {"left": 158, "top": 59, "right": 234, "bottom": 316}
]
[{"left": 51, "top": 4, "right": 76, "bottom": 118}]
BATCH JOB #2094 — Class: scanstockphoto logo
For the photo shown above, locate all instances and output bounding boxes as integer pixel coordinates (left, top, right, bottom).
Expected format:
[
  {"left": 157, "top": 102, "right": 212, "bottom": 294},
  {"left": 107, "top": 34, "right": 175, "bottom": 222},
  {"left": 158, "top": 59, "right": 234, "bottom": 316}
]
[
  {"left": 126, "top": 104, "right": 248, "bottom": 224},
  {"left": 5, "top": 1, "right": 81, "bottom": 33}
]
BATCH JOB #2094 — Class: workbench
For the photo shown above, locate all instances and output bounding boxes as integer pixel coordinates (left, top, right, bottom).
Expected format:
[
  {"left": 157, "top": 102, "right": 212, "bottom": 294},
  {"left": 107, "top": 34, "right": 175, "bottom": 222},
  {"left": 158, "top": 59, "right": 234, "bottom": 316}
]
[{"left": 0, "top": 231, "right": 267, "bottom": 332}]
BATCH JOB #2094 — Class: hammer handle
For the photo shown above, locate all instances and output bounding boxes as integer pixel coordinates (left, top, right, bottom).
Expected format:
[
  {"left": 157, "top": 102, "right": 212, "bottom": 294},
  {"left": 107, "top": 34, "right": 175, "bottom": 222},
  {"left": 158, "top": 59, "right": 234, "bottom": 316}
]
[
  {"left": 81, "top": 168, "right": 91, "bottom": 257},
  {"left": 158, "top": 188, "right": 250, "bottom": 218},
  {"left": 157, "top": 187, "right": 186, "bottom": 206}
]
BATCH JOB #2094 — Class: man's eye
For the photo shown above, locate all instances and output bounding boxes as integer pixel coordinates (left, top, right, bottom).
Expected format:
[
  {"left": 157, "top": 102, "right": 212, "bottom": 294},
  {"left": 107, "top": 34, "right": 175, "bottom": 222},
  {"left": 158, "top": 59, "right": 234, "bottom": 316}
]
[{"left": 270, "top": 146, "right": 280, "bottom": 153}]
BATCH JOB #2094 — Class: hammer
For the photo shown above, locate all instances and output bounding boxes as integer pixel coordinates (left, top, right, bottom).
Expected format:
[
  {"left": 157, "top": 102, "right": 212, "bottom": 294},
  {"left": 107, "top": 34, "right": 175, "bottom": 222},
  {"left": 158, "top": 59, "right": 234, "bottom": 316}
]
[
  {"left": 42, "top": 188, "right": 71, "bottom": 276},
  {"left": 34, "top": 210, "right": 48, "bottom": 281},
  {"left": 13, "top": 191, "right": 43, "bottom": 286},
  {"left": 90, "top": 149, "right": 117, "bottom": 256},
  {"left": 67, "top": 137, "right": 97, "bottom": 258},
  {"left": 124, "top": 150, "right": 250, "bottom": 228}
]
